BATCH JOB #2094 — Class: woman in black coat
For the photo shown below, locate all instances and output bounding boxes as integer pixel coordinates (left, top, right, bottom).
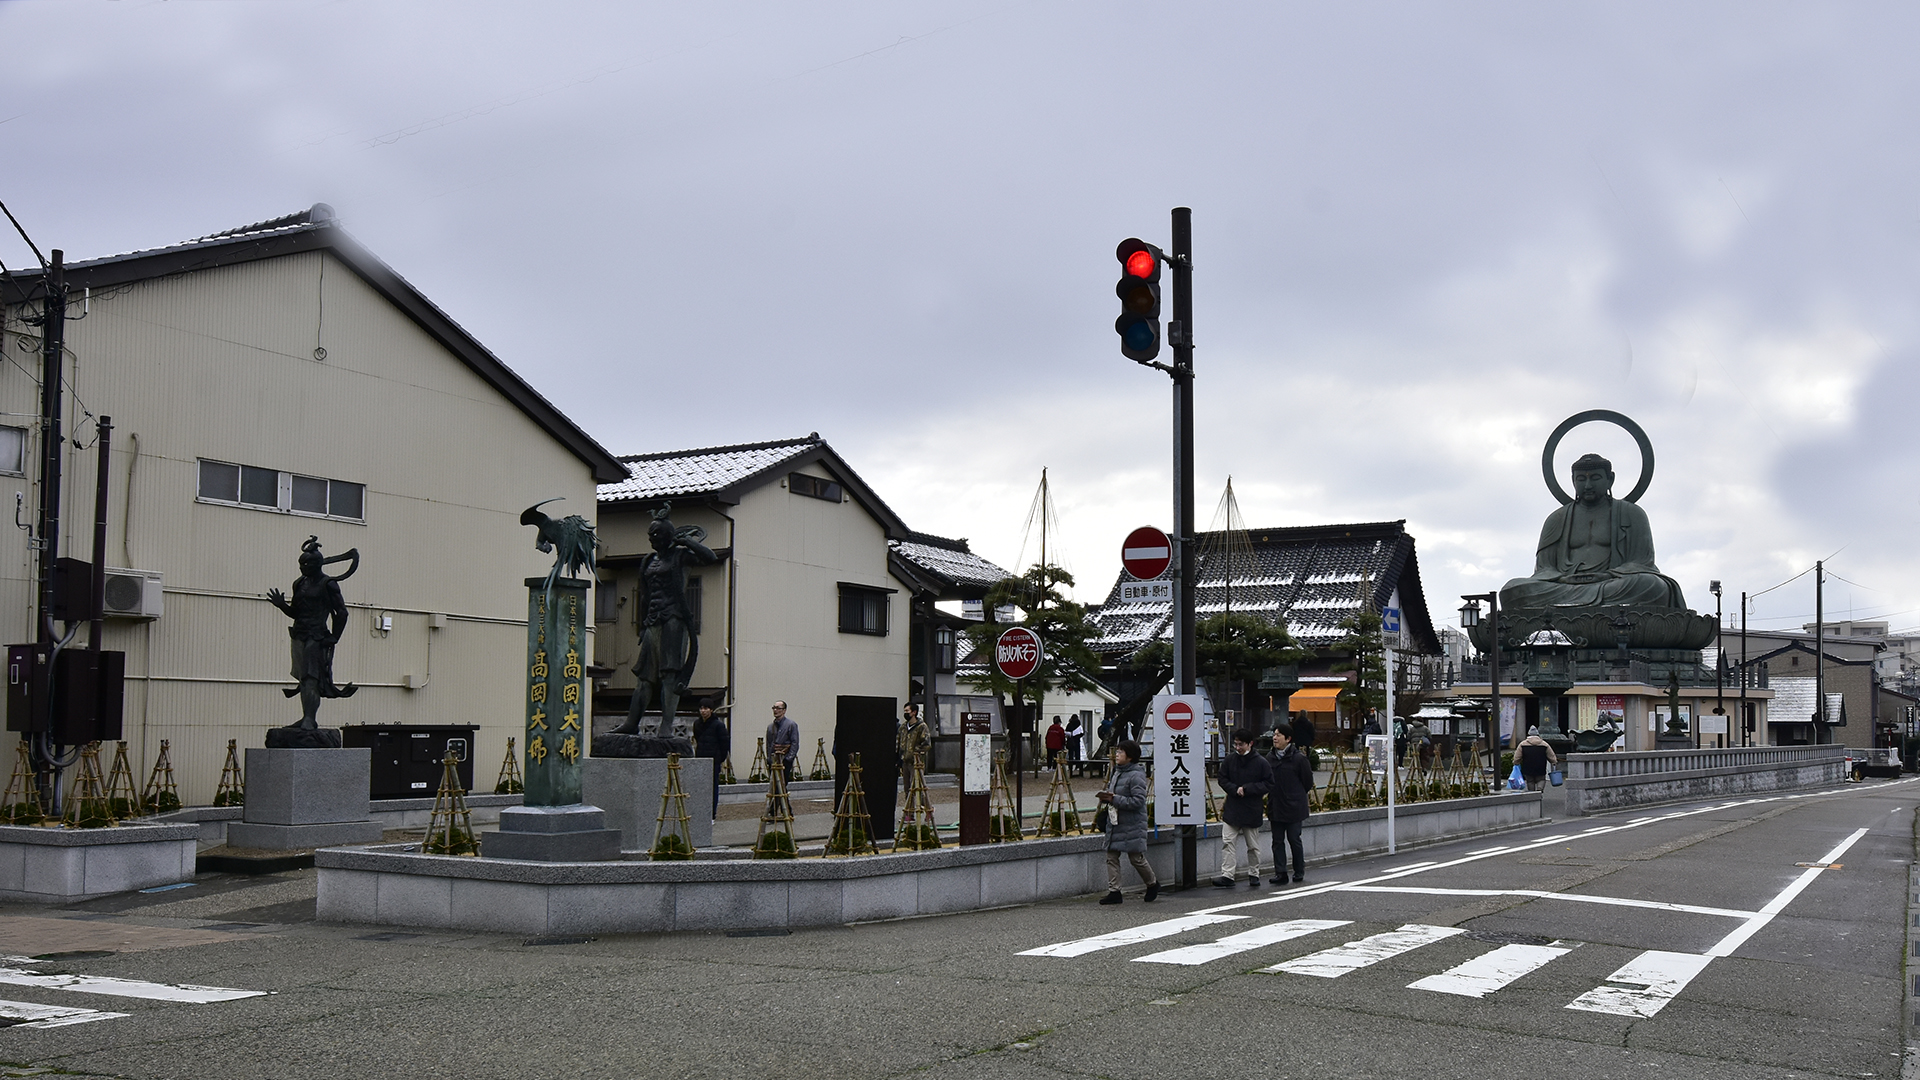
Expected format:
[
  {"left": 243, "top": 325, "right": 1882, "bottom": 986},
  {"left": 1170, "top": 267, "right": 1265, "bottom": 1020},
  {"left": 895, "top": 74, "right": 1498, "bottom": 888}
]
[{"left": 1265, "top": 722, "right": 1314, "bottom": 885}]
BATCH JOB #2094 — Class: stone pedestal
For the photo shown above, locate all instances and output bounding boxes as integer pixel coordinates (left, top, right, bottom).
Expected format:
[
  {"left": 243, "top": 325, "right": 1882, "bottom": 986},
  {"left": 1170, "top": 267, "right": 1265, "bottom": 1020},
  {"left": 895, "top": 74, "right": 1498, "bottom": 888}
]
[
  {"left": 226, "top": 747, "right": 383, "bottom": 849},
  {"left": 582, "top": 757, "right": 714, "bottom": 851},
  {"left": 480, "top": 805, "right": 622, "bottom": 862}
]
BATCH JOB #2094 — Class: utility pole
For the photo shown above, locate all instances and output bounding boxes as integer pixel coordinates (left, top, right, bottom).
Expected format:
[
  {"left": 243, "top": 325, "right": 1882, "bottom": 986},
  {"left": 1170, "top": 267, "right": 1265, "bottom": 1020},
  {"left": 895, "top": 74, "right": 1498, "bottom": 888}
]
[
  {"left": 35, "top": 250, "right": 65, "bottom": 647},
  {"left": 1815, "top": 561, "right": 1826, "bottom": 741},
  {"left": 1740, "top": 590, "right": 1749, "bottom": 747}
]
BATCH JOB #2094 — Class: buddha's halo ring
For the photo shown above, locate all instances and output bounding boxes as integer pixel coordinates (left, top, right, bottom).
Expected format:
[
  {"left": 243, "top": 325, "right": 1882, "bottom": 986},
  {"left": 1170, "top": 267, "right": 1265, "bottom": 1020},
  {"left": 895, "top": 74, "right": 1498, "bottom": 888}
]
[{"left": 1542, "top": 409, "right": 1654, "bottom": 506}]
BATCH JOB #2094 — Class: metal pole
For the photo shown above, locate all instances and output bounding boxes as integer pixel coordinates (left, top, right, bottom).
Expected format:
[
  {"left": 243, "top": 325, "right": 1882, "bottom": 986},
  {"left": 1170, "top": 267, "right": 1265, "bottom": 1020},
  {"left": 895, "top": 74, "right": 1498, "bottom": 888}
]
[
  {"left": 35, "top": 251, "right": 65, "bottom": 646},
  {"left": 1816, "top": 561, "right": 1825, "bottom": 740},
  {"left": 1384, "top": 642, "right": 1396, "bottom": 853},
  {"left": 1489, "top": 596, "right": 1501, "bottom": 791},
  {"left": 1170, "top": 206, "right": 1196, "bottom": 889},
  {"left": 1713, "top": 587, "right": 1723, "bottom": 748},
  {"left": 89, "top": 417, "right": 112, "bottom": 653},
  {"left": 1740, "top": 591, "right": 1749, "bottom": 747}
]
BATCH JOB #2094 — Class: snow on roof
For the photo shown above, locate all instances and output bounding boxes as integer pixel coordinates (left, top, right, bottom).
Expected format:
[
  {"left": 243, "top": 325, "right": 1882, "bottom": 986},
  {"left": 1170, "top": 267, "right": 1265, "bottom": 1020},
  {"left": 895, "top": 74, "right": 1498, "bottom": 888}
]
[{"left": 598, "top": 436, "right": 819, "bottom": 504}]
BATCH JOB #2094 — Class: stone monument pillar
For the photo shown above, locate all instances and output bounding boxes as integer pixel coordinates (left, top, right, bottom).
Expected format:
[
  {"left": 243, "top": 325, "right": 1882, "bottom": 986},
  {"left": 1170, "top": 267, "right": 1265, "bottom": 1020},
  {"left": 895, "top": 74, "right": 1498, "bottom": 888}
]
[{"left": 479, "top": 578, "right": 621, "bottom": 861}]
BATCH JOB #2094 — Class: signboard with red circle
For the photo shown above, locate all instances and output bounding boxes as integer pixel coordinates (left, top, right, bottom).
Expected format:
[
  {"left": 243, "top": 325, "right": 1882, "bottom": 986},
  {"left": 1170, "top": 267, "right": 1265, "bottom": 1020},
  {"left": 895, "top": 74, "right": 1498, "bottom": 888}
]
[
  {"left": 1121, "top": 526, "right": 1173, "bottom": 580},
  {"left": 993, "top": 627, "right": 1044, "bottom": 681},
  {"left": 1162, "top": 699, "right": 1195, "bottom": 731}
]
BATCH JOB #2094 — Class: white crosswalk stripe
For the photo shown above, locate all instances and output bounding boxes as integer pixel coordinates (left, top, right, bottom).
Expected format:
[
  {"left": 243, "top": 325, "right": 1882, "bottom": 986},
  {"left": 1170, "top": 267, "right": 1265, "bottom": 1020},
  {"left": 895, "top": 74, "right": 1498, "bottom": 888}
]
[
  {"left": 1131, "top": 920, "right": 1351, "bottom": 966},
  {"left": 1408, "top": 942, "right": 1573, "bottom": 998},
  {"left": 0, "top": 998, "right": 128, "bottom": 1029},
  {"left": 0, "top": 967, "right": 268, "bottom": 1004},
  {"left": 1565, "top": 950, "right": 1714, "bottom": 1018},
  {"left": 1263, "top": 924, "right": 1466, "bottom": 977},
  {"left": 1017, "top": 913, "right": 1247, "bottom": 958}
]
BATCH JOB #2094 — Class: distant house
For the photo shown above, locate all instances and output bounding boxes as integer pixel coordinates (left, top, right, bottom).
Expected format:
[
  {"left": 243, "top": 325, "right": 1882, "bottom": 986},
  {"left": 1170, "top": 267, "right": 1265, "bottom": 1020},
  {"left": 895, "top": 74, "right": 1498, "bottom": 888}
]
[
  {"left": 593, "top": 435, "right": 1009, "bottom": 772},
  {"left": 0, "top": 204, "right": 626, "bottom": 801},
  {"left": 1088, "top": 520, "right": 1444, "bottom": 743}
]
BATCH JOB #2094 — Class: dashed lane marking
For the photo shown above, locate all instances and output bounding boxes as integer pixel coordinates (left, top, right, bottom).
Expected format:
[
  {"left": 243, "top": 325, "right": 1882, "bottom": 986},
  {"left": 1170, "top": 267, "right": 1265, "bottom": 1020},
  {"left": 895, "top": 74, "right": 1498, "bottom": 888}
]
[
  {"left": 1263, "top": 923, "right": 1466, "bottom": 978},
  {"left": 1131, "top": 920, "right": 1350, "bottom": 966},
  {"left": 1565, "top": 950, "right": 1714, "bottom": 1018},
  {"left": 1016, "top": 914, "right": 1246, "bottom": 958}
]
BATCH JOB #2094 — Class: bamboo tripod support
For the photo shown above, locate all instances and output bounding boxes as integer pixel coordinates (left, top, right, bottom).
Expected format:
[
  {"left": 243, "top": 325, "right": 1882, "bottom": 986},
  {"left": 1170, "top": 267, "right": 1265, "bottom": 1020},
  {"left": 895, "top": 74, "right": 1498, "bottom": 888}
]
[
  {"left": 650, "top": 753, "right": 696, "bottom": 860},
  {"left": 2, "top": 741, "right": 44, "bottom": 825},
  {"left": 494, "top": 737, "right": 524, "bottom": 795},
  {"left": 894, "top": 752, "right": 940, "bottom": 851},
  {"left": 824, "top": 752, "right": 877, "bottom": 857},
  {"left": 987, "top": 750, "right": 1021, "bottom": 842},
  {"left": 1036, "top": 758, "right": 1083, "bottom": 838},
  {"left": 746, "top": 738, "right": 771, "bottom": 784},
  {"left": 62, "top": 743, "right": 114, "bottom": 828},
  {"left": 808, "top": 738, "right": 832, "bottom": 781},
  {"left": 142, "top": 740, "right": 180, "bottom": 813},
  {"left": 423, "top": 753, "right": 479, "bottom": 855},
  {"left": 214, "top": 740, "right": 245, "bottom": 807},
  {"left": 753, "top": 758, "right": 798, "bottom": 859},
  {"left": 104, "top": 742, "right": 142, "bottom": 818}
]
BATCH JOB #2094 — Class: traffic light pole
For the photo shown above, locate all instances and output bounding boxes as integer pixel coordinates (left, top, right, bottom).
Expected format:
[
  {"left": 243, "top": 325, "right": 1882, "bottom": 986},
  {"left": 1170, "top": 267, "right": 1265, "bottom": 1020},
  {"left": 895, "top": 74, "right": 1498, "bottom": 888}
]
[{"left": 1169, "top": 207, "right": 1197, "bottom": 890}]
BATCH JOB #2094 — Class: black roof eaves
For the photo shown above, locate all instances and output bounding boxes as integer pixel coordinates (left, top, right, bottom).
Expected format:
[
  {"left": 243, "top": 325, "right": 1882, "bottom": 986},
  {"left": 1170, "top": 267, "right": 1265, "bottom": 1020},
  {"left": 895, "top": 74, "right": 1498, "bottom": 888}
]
[
  {"left": 619, "top": 434, "right": 819, "bottom": 465},
  {"left": 887, "top": 549, "right": 946, "bottom": 598},
  {"left": 22, "top": 221, "right": 628, "bottom": 485}
]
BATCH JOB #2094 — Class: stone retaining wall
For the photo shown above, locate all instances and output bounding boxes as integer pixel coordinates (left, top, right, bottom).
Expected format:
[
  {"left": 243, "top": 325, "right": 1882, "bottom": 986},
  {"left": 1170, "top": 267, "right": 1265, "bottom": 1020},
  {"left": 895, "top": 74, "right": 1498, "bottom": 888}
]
[
  {"left": 314, "top": 791, "right": 1543, "bottom": 934},
  {"left": 0, "top": 823, "right": 199, "bottom": 902},
  {"left": 1562, "top": 745, "right": 1847, "bottom": 816}
]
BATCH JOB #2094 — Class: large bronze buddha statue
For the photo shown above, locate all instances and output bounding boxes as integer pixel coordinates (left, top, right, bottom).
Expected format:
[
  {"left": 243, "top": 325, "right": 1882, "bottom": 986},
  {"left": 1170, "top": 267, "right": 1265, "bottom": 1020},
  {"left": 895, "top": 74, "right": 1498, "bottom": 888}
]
[{"left": 1500, "top": 453, "right": 1685, "bottom": 612}]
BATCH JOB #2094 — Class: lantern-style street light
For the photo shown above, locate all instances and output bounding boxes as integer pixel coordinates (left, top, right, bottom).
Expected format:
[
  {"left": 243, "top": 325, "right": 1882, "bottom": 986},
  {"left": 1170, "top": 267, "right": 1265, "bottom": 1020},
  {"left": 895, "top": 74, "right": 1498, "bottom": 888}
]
[{"left": 1459, "top": 593, "right": 1500, "bottom": 790}]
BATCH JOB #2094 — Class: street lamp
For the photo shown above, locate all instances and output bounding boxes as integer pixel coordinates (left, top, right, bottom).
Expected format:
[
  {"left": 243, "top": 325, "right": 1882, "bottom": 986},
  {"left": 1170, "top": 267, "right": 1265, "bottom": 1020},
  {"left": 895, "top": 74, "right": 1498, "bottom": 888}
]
[
  {"left": 1710, "top": 580, "right": 1724, "bottom": 748},
  {"left": 1459, "top": 593, "right": 1500, "bottom": 791}
]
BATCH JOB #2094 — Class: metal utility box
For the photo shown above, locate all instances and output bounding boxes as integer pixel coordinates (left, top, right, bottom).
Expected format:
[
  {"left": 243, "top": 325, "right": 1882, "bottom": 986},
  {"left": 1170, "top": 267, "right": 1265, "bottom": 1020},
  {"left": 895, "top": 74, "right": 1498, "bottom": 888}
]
[
  {"left": 6, "top": 645, "right": 123, "bottom": 742},
  {"left": 6, "top": 644, "right": 52, "bottom": 733},
  {"left": 340, "top": 724, "right": 479, "bottom": 800}
]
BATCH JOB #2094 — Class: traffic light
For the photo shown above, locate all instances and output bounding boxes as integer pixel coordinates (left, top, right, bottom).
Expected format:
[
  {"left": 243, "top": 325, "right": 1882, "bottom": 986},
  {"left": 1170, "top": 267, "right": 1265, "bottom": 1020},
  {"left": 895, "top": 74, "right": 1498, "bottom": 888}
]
[{"left": 1114, "top": 237, "right": 1163, "bottom": 362}]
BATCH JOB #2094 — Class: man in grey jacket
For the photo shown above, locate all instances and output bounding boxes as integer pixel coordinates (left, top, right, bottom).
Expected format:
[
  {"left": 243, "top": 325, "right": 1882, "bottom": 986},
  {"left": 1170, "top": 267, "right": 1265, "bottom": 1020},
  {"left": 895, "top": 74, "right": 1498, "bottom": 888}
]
[{"left": 766, "top": 701, "right": 800, "bottom": 782}]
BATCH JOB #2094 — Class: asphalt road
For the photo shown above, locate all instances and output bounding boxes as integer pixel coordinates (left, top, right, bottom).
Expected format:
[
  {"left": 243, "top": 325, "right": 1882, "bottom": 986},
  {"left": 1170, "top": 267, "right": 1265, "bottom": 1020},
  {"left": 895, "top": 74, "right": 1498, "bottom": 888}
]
[{"left": 2, "top": 779, "right": 1914, "bottom": 1080}]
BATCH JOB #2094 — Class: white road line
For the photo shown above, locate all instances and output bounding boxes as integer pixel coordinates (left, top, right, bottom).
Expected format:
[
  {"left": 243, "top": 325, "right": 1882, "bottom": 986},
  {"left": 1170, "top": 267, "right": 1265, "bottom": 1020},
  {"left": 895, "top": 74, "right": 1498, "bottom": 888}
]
[
  {"left": 0, "top": 968, "right": 269, "bottom": 1004},
  {"left": 0, "top": 998, "right": 128, "bottom": 1028},
  {"left": 1704, "top": 827, "right": 1870, "bottom": 959},
  {"left": 1018, "top": 914, "right": 1246, "bottom": 958},
  {"left": 1132, "top": 920, "right": 1350, "bottom": 966},
  {"left": 1566, "top": 827, "right": 1876, "bottom": 1018},
  {"left": 1340, "top": 885, "right": 1756, "bottom": 919},
  {"left": 1409, "top": 942, "right": 1572, "bottom": 998},
  {"left": 1566, "top": 950, "right": 1713, "bottom": 1017},
  {"left": 1263, "top": 923, "right": 1465, "bottom": 977}
]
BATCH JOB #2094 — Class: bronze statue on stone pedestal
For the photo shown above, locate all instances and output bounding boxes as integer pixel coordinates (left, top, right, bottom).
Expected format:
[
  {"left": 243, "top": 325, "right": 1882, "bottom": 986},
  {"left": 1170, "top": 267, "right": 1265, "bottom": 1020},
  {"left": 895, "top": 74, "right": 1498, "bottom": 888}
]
[
  {"left": 264, "top": 536, "right": 358, "bottom": 749},
  {"left": 599, "top": 507, "right": 730, "bottom": 758}
]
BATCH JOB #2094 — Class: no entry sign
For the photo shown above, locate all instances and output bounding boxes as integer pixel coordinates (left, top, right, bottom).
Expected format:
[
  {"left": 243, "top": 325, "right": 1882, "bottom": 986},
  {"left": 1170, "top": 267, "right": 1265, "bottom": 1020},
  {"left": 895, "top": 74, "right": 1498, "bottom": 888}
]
[
  {"left": 1121, "top": 526, "right": 1172, "bottom": 580},
  {"left": 1163, "top": 700, "right": 1195, "bottom": 731},
  {"left": 993, "top": 626, "right": 1044, "bottom": 681}
]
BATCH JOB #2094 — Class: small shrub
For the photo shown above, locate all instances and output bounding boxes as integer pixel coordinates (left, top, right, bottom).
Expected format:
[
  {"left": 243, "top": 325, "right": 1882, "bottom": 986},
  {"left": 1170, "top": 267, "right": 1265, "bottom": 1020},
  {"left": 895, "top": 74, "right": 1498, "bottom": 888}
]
[
  {"left": 650, "top": 834, "right": 694, "bottom": 861},
  {"left": 808, "top": 767, "right": 832, "bottom": 781},
  {"left": 149, "top": 791, "right": 181, "bottom": 813},
  {"left": 493, "top": 779, "right": 523, "bottom": 795},
  {"left": 748, "top": 771, "right": 770, "bottom": 784},
  {"left": 108, "top": 797, "right": 141, "bottom": 819},
  {"left": 753, "top": 832, "right": 797, "bottom": 859},
  {"left": 825, "top": 820, "right": 871, "bottom": 854},
  {"left": 3, "top": 801, "right": 45, "bottom": 825},
  {"left": 988, "top": 814, "right": 1021, "bottom": 842},
  {"left": 895, "top": 823, "right": 941, "bottom": 850},
  {"left": 422, "top": 827, "right": 477, "bottom": 855},
  {"left": 68, "top": 805, "right": 114, "bottom": 829},
  {"left": 213, "top": 789, "right": 245, "bottom": 808},
  {"left": 1042, "top": 810, "right": 1082, "bottom": 835}
]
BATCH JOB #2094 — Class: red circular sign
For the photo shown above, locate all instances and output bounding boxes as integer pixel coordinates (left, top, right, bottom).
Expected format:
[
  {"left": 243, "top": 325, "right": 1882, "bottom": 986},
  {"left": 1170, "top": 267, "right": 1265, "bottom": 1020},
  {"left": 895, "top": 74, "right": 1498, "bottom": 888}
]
[
  {"left": 993, "top": 626, "right": 1044, "bottom": 681},
  {"left": 1121, "top": 526, "right": 1172, "bottom": 580},
  {"left": 1164, "top": 701, "right": 1195, "bottom": 731}
]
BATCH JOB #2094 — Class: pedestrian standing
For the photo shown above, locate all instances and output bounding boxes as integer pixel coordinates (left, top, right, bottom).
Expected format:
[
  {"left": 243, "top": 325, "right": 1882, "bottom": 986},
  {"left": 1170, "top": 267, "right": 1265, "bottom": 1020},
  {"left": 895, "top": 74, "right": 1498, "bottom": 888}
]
[
  {"left": 1065, "top": 716, "right": 1084, "bottom": 773},
  {"left": 897, "top": 703, "right": 931, "bottom": 771},
  {"left": 1291, "top": 712, "right": 1316, "bottom": 751},
  {"left": 1213, "top": 729, "right": 1273, "bottom": 888},
  {"left": 766, "top": 701, "right": 800, "bottom": 782},
  {"left": 1045, "top": 717, "right": 1066, "bottom": 770},
  {"left": 1095, "top": 741, "right": 1159, "bottom": 904},
  {"left": 1265, "top": 722, "right": 1314, "bottom": 884},
  {"left": 691, "top": 697, "right": 730, "bottom": 819}
]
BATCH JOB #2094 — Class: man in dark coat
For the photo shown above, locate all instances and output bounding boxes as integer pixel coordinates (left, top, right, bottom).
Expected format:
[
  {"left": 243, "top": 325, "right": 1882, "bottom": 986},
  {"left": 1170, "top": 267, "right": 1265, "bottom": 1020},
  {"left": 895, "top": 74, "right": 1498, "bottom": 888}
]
[
  {"left": 1265, "top": 721, "right": 1314, "bottom": 884},
  {"left": 691, "top": 698, "right": 730, "bottom": 819},
  {"left": 1213, "top": 729, "right": 1274, "bottom": 887},
  {"left": 1290, "top": 712, "right": 1316, "bottom": 751}
]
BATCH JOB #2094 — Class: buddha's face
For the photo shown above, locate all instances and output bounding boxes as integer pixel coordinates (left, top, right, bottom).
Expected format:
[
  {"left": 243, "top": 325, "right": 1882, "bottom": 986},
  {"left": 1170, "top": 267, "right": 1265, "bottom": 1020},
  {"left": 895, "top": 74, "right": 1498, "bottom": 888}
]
[{"left": 1571, "top": 466, "right": 1612, "bottom": 506}]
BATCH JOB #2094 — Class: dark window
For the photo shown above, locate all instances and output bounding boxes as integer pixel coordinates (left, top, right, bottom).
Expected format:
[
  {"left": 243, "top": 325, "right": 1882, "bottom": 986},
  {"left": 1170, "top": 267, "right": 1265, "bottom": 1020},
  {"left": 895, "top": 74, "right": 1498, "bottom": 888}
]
[
  {"left": 789, "top": 472, "right": 844, "bottom": 503},
  {"left": 291, "top": 474, "right": 329, "bottom": 514},
  {"left": 198, "top": 460, "right": 240, "bottom": 502},
  {"left": 687, "top": 575, "right": 703, "bottom": 634},
  {"left": 934, "top": 626, "right": 956, "bottom": 673},
  {"left": 240, "top": 465, "right": 279, "bottom": 507},
  {"left": 196, "top": 458, "right": 366, "bottom": 522},
  {"left": 595, "top": 577, "right": 620, "bottom": 623},
  {"left": 838, "top": 584, "right": 889, "bottom": 636}
]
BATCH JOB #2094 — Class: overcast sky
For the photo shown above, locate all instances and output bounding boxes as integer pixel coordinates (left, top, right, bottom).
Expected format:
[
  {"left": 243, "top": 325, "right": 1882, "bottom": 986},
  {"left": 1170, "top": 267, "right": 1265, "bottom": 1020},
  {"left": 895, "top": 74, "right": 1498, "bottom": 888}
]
[{"left": 3, "top": 2, "right": 1915, "bottom": 635}]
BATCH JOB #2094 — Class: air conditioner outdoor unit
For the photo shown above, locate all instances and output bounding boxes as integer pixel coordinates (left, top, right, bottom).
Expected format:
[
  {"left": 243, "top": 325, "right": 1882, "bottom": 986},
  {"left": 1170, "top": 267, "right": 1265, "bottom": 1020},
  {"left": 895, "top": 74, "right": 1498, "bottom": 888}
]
[{"left": 102, "top": 568, "right": 163, "bottom": 619}]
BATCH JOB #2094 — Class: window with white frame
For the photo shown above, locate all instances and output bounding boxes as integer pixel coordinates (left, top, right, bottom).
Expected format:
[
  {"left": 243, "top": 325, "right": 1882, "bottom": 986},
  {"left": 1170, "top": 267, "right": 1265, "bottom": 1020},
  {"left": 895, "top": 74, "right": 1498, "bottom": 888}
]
[{"left": 197, "top": 458, "right": 366, "bottom": 522}]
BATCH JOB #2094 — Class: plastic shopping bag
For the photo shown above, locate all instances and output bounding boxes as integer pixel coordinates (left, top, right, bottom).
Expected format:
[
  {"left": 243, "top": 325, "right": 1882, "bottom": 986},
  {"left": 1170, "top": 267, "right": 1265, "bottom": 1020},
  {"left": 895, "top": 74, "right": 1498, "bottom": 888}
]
[{"left": 1507, "top": 764, "right": 1525, "bottom": 791}]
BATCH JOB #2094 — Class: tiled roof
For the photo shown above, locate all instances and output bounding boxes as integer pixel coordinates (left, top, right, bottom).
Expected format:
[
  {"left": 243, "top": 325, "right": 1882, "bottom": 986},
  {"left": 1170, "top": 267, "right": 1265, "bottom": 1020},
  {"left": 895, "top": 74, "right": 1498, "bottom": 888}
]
[
  {"left": 1088, "top": 520, "right": 1443, "bottom": 657},
  {"left": 890, "top": 532, "right": 1010, "bottom": 594},
  {"left": 1767, "top": 678, "right": 1845, "bottom": 724},
  {"left": 598, "top": 436, "right": 820, "bottom": 504}
]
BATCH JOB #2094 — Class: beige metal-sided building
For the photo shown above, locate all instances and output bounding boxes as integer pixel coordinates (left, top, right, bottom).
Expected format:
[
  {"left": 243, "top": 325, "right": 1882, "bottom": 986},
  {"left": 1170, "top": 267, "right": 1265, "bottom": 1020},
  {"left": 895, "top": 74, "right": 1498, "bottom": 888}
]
[{"left": 1, "top": 205, "right": 625, "bottom": 803}]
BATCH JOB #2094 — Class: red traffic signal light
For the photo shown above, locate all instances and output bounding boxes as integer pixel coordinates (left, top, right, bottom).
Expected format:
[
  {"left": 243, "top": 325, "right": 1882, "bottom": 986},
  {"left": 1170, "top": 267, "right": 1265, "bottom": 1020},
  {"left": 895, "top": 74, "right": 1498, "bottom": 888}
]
[{"left": 1114, "top": 238, "right": 1163, "bottom": 362}]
